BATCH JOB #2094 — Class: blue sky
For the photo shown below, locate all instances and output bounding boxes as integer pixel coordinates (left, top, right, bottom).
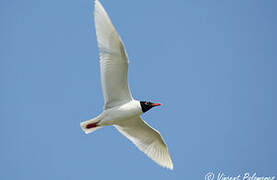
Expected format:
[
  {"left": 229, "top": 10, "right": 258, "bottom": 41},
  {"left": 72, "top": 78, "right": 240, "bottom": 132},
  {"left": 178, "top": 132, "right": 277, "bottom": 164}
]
[{"left": 1, "top": 0, "right": 276, "bottom": 179}]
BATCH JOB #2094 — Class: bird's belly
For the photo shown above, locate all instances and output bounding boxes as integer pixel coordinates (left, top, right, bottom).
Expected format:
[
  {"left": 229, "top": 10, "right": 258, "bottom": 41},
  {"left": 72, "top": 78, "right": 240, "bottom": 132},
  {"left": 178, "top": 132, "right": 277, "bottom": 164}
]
[{"left": 100, "top": 105, "right": 142, "bottom": 125}]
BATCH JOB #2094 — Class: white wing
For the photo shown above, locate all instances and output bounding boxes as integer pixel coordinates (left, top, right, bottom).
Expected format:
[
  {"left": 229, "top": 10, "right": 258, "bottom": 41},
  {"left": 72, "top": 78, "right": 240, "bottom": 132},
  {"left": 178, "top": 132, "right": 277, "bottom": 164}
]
[
  {"left": 94, "top": 0, "right": 133, "bottom": 109},
  {"left": 114, "top": 117, "right": 173, "bottom": 170}
]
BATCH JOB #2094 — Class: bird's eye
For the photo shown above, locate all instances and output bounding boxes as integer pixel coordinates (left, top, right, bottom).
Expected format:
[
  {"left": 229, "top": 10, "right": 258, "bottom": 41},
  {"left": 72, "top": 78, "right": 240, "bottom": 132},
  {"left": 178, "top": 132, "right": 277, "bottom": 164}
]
[{"left": 145, "top": 102, "right": 150, "bottom": 105}]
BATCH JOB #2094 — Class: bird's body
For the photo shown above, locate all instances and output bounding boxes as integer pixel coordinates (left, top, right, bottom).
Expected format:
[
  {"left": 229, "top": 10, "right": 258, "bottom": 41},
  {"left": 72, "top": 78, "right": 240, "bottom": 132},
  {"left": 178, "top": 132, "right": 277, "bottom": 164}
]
[
  {"left": 80, "top": 0, "right": 173, "bottom": 170},
  {"left": 81, "top": 100, "right": 142, "bottom": 128},
  {"left": 102, "top": 100, "right": 143, "bottom": 125}
]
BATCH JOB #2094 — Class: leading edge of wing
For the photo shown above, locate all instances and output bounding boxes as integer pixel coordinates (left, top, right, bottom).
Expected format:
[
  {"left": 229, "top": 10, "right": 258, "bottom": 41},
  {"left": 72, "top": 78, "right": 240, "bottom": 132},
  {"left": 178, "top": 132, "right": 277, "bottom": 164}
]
[{"left": 94, "top": 0, "right": 133, "bottom": 109}]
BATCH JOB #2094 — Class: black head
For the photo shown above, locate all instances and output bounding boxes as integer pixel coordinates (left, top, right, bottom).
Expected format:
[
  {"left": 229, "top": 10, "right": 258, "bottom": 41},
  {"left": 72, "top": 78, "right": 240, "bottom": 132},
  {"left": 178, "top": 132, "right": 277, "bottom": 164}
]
[{"left": 140, "top": 101, "right": 162, "bottom": 113}]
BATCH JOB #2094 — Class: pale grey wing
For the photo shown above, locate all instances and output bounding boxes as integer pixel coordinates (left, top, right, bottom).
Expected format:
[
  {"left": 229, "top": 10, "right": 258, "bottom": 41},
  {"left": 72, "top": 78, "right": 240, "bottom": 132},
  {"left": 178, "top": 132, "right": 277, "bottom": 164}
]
[
  {"left": 114, "top": 117, "right": 173, "bottom": 170},
  {"left": 94, "top": 0, "right": 133, "bottom": 109}
]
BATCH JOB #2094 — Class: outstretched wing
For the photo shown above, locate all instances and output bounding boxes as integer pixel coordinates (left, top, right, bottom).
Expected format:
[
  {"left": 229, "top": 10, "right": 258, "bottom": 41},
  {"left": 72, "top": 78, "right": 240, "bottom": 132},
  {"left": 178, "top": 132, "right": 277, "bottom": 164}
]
[
  {"left": 114, "top": 117, "right": 173, "bottom": 170},
  {"left": 94, "top": 0, "right": 133, "bottom": 109}
]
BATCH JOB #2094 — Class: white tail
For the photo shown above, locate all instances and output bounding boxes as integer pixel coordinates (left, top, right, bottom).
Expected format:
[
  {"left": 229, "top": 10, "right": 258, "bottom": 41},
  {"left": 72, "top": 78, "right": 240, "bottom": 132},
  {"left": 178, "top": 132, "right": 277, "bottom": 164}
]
[{"left": 80, "top": 117, "right": 102, "bottom": 134}]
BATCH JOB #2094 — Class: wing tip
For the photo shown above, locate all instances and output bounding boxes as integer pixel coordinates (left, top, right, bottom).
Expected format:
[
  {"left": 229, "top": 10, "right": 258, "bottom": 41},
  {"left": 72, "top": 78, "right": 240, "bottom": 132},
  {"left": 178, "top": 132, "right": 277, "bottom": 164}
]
[
  {"left": 166, "top": 160, "right": 174, "bottom": 170},
  {"left": 144, "top": 142, "right": 174, "bottom": 170},
  {"left": 160, "top": 157, "right": 174, "bottom": 170},
  {"left": 94, "top": 0, "right": 100, "bottom": 11},
  {"left": 94, "top": 0, "right": 102, "bottom": 14}
]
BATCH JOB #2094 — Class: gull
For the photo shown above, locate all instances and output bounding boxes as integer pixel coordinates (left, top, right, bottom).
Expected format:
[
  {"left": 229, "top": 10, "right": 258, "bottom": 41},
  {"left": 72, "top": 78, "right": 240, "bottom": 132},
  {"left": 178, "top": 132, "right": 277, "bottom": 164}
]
[{"left": 80, "top": 0, "right": 173, "bottom": 170}]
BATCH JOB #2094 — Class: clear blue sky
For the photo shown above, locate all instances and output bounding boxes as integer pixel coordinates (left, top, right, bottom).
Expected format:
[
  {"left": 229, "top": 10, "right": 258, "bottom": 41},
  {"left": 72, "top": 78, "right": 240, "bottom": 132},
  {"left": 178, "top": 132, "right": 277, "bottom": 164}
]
[{"left": 1, "top": 0, "right": 276, "bottom": 179}]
